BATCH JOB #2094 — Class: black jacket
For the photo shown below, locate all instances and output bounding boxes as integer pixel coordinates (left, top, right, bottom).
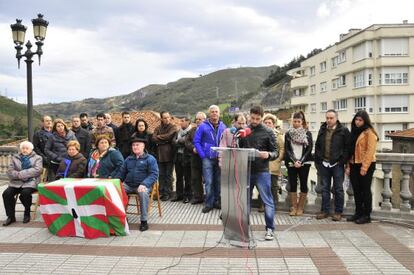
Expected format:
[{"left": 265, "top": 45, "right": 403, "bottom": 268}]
[
  {"left": 314, "top": 121, "right": 351, "bottom": 165},
  {"left": 45, "top": 131, "right": 78, "bottom": 164},
  {"left": 55, "top": 153, "right": 87, "bottom": 179},
  {"left": 33, "top": 128, "right": 53, "bottom": 166},
  {"left": 116, "top": 123, "right": 135, "bottom": 158},
  {"left": 72, "top": 127, "right": 92, "bottom": 158},
  {"left": 284, "top": 130, "right": 313, "bottom": 165},
  {"left": 239, "top": 123, "right": 278, "bottom": 173},
  {"left": 81, "top": 122, "right": 94, "bottom": 132}
]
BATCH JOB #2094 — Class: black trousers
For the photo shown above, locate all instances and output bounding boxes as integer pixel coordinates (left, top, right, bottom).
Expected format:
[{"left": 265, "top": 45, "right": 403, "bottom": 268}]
[
  {"left": 190, "top": 154, "right": 204, "bottom": 201},
  {"left": 174, "top": 153, "right": 192, "bottom": 199},
  {"left": 2, "top": 186, "right": 37, "bottom": 218},
  {"left": 287, "top": 165, "right": 310, "bottom": 193},
  {"left": 350, "top": 162, "right": 375, "bottom": 217},
  {"left": 158, "top": 161, "right": 174, "bottom": 196}
]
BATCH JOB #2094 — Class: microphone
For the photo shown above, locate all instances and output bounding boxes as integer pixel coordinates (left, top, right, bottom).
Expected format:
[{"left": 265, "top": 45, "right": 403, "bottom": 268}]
[
  {"left": 229, "top": 127, "right": 237, "bottom": 134},
  {"left": 235, "top": 127, "right": 252, "bottom": 138}
]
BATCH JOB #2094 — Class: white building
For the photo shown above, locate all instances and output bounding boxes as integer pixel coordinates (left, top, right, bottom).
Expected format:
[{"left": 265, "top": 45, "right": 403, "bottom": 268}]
[{"left": 288, "top": 22, "right": 414, "bottom": 151}]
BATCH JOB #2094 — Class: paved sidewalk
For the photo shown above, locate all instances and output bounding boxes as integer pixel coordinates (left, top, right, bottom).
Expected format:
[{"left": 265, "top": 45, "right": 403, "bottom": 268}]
[{"left": 0, "top": 184, "right": 413, "bottom": 274}]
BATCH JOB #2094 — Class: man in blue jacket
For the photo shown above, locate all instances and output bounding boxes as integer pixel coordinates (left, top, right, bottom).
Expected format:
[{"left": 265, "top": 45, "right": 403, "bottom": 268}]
[
  {"left": 117, "top": 137, "right": 159, "bottom": 231},
  {"left": 193, "top": 105, "right": 226, "bottom": 213}
]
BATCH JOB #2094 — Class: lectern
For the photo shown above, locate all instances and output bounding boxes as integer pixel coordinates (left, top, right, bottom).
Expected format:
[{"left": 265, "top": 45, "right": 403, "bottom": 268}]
[{"left": 212, "top": 147, "right": 259, "bottom": 248}]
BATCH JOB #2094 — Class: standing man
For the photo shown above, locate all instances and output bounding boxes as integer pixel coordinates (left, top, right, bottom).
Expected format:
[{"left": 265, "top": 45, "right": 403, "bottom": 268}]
[
  {"left": 239, "top": 106, "right": 278, "bottom": 241},
  {"left": 33, "top": 115, "right": 53, "bottom": 180},
  {"left": 185, "top": 112, "right": 207, "bottom": 205},
  {"left": 105, "top": 113, "right": 118, "bottom": 134},
  {"left": 91, "top": 113, "right": 116, "bottom": 148},
  {"left": 79, "top": 113, "right": 94, "bottom": 132},
  {"left": 315, "top": 109, "right": 351, "bottom": 221},
  {"left": 116, "top": 111, "right": 135, "bottom": 158},
  {"left": 193, "top": 105, "right": 226, "bottom": 213},
  {"left": 152, "top": 111, "right": 178, "bottom": 201},
  {"left": 172, "top": 117, "right": 192, "bottom": 203},
  {"left": 71, "top": 116, "right": 92, "bottom": 158}
]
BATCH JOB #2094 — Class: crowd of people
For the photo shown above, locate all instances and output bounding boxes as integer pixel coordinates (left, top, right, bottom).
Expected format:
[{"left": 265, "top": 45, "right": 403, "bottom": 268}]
[{"left": 2, "top": 105, "right": 378, "bottom": 240}]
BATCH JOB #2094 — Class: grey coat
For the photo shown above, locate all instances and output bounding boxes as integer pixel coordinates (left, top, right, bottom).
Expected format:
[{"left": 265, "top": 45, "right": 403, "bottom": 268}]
[
  {"left": 7, "top": 152, "right": 43, "bottom": 189},
  {"left": 45, "top": 131, "right": 77, "bottom": 164}
]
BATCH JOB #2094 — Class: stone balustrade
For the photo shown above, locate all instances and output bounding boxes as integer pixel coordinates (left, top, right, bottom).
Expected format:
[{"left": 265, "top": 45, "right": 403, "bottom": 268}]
[{"left": 0, "top": 146, "right": 18, "bottom": 180}]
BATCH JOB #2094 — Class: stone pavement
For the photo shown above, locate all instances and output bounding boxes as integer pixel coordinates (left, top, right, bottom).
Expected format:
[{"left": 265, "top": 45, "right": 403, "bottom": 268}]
[{"left": 0, "top": 183, "right": 413, "bottom": 274}]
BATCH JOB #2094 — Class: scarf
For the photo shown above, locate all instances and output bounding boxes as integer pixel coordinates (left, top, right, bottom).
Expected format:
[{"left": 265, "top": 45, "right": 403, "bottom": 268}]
[
  {"left": 21, "top": 155, "right": 32, "bottom": 170},
  {"left": 288, "top": 127, "right": 308, "bottom": 145},
  {"left": 87, "top": 149, "right": 106, "bottom": 178},
  {"left": 350, "top": 125, "right": 368, "bottom": 159}
]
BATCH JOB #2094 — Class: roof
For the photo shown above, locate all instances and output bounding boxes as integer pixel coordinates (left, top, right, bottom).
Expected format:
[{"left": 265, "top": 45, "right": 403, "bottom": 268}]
[{"left": 386, "top": 128, "right": 414, "bottom": 139}]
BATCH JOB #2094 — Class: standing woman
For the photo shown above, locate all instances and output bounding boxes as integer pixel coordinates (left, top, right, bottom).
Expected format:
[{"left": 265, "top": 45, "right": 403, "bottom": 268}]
[
  {"left": 346, "top": 110, "right": 378, "bottom": 224},
  {"left": 45, "top": 119, "right": 77, "bottom": 179},
  {"left": 131, "top": 118, "right": 156, "bottom": 156},
  {"left": 285, "top": 111, "right": 313, "bottom": 216},
  {"left": 87, "top": 136, "right": 124, "bottom": 179}
]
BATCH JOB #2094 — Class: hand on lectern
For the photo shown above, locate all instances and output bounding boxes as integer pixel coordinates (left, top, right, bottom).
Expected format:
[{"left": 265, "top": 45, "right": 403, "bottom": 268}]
[{"left": 258, "top": 151, "right": 269, "bottom": 159}]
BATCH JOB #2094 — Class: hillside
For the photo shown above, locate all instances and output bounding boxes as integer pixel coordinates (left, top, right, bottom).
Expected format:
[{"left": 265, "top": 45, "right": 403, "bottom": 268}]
[
  {"left": 0, "top": 96, "right": 42, "bottom": 145},
  {"left": 35, "top": 66, "right": 277, "bottom": 118}
]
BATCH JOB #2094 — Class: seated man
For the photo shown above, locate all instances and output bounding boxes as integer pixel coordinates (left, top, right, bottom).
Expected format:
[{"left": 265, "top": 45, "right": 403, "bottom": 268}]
[
  {"left": 3, "top": 141, "right": 43, "bottom": 226},
  {"left": 117, "top": 137, "right": 159, "bottom": 231}
]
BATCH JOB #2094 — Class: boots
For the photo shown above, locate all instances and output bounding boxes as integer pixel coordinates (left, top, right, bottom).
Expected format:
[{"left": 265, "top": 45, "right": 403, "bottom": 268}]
[
  {"left": 289, "top": 193, "right": 298, "bottom": 216},
  {"left": 296, "top": 193, "right": 307, "bottom": 216}
]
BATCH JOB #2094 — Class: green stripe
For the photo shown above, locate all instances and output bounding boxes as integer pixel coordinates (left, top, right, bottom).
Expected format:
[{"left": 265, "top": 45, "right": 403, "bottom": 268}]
[
  {"left": 80, "top": 216, "right": 110, "bottom": 236},
  {"left": 77, "top": 186, "right": 105, "bottom": 205},
  {"left": 38, "top": 187, "right": 67, "bottom": 205},
  {"left": 108, "top": 216, "right": 126, "bottom": 236},
  {"left": 48, "top": 214, "right": 73, "bottom": 235}
]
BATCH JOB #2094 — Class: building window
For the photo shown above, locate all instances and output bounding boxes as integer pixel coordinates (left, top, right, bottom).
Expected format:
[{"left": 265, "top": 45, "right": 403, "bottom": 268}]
[
  {"left": 354, "top": 71, "right": 364, "bottom": 88},
  {"left": 320, "top": 82, "right": 327, "bottom": 93},
  {"left": 331, "top": 56, "right": 338, "bottom": 68},
  {"left": 310, "top": 84, "right": 316, "bottom": 95},
  {"left": 339, "top": 75, "right": 346, "bottom": 87},
  {"left": 310, "top": 66, "right": 316, "bottom": 76},
  {"left": 354, "top": 97, "right": 366, "bottom": 112},
  {"left": 310, "top": 122, "right": 316, "bottom": 131},
  {"left": 353, "top": 41, "right": 373, "bottom": 62},
  {"left": 384, "top": 73, "right": 408, "bottom": 85},
  {"left": 333, "top": 99, "right": 347, "bottom": 111},
  {"left": 338, "top": 50, "right": 346, "bottom": 63},
  {"left": 332, "top": 78, "right": 338, "bottom": 90},
  {"left": 380, "top": 38, "right": 409, "bottom": 56},
  {"left": 310, "top": 103, "right": 316, "bottom": 113},
  {"left": 321, "top": 102, "right": 327, "bottom": 112},
  {"left": 293, "top": 89, "right": 306, "bottom": 97},
  {"left": 379, "top": 95, "right": 409, "bottom": 113},
  {"left": 320, "top": 61, "right": 326, "bottom": 73}
]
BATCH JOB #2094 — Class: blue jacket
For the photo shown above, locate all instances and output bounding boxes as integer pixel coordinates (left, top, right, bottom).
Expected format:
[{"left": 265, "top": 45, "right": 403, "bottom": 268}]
[
  {"left": 116, "top": 152, "right": 159, "bottom": 189},
  {"left": 193, "top": 120, "right": 226, "bottom": 159},
  {"left": 87, "top": 148, "right": 124, "bottom": 179}
]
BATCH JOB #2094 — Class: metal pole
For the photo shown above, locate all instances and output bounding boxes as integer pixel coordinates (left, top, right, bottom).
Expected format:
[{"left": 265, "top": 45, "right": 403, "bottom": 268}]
[{"left": 26, "top": 58, "right": 34, "bottom": 142}]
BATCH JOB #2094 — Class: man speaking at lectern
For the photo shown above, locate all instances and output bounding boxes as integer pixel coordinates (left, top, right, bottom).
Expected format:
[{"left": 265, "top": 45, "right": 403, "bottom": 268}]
[{"left": 239, "top": 106, "right": 278, "bottom": 241}]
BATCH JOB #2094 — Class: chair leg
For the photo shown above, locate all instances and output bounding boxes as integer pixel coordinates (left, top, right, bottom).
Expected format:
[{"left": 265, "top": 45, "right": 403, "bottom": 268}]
[
  {"left": 156, "top": 184, "right": 162, "bottom": 217},
  {"left": 135, "top": 195, "right": 140, "bottom": 215},
  {"left": 148, "top": 186, "right": 154, "bottom": 215},
  {"left": 32, "top": 193, "right": 40, "bottom": 220}
]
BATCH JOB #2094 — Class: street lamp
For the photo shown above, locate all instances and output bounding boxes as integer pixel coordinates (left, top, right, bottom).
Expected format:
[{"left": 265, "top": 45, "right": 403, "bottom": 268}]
[{"left": 10, "top": 14, "right": 49, "bottom": 142}]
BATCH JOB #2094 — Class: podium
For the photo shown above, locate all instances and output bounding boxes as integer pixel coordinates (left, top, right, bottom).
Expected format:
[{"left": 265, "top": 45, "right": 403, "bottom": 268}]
[{"left": 212, "top": 147, "right": 259, "bottom": 247}]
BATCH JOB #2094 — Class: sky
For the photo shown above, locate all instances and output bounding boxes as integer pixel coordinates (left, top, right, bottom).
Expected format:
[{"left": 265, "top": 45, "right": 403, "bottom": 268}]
[{"left": 0, "top": 0, "right": 413, "bottom": 104}]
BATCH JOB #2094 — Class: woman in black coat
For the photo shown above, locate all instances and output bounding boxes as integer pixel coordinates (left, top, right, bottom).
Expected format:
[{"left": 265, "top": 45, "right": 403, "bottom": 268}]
[{"left": 55, "top": 140, "right": 87, "bottom": 179}]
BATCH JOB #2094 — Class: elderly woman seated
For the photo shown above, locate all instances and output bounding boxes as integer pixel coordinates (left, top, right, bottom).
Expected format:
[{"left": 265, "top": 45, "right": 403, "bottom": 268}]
[
  {"left": 55, "top": 140, "right": 87, "bottom": 179},
  {"left": 3, "top": 141, "right": 43, "bottom": 226}
]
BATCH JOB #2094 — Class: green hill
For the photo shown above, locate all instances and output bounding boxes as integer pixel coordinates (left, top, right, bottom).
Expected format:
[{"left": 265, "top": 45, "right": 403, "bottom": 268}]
[
  {"left": 35, "top": 66, "right": 277, "bottom": 118},
  {"left": 0, "top": 96, "right": 42, "bottom": 145}
]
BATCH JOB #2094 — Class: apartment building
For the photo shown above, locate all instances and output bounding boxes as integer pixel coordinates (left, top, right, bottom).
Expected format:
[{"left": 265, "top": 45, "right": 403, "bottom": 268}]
[{"left": 288, "top": 22, "right": 414, "bottom": 150}]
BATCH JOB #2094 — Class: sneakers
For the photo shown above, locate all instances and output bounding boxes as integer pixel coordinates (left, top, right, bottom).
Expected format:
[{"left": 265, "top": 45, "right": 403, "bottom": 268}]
[
  {"left": 264, "top": 228, "right": 274, "bottom": 241},
  {"left": 316, "top": 212, "right": 329, "bottom": 220}
]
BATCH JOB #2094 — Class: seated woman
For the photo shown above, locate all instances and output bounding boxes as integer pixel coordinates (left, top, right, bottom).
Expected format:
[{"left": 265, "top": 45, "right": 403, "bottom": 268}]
[
  {"left": 3, "top": 141, "right": 43, "bottom": 226},
  {"left": 116, "top": 137, "right": 158, "bottom": 232},
  {"left": 55, "top": 140, "right": 87, "bottom": 179},
  {"left": 87, "top": 136, "right": 124, "bottom": 179}
]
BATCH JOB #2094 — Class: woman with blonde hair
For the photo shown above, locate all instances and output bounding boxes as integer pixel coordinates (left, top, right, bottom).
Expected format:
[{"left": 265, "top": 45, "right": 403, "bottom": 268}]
[
  {"left": 3, "top": 141, "right": 43, "bottom": 225},
  {"left": 284, "top": 111, "right": 313, "bottom": 216},
  {"left": 45, "top": 119, "right": 77, "bottom": 178},
  {"left": 55, "top": 140, "right": 87, "bottom": 179}
]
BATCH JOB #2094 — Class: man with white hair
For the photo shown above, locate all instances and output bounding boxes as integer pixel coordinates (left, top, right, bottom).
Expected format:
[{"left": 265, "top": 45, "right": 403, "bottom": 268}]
[
  {"left": 193, "top": 105, "right": 226, "bottom": 213},
  {"left": 105, "top": 113, "right": 118, "bottom": 134},
  {"left": 3, "top": 141, "right": 43, "bottom": 226}
]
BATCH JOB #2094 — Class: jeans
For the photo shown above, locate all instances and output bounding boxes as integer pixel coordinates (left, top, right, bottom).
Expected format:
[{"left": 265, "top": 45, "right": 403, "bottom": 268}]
[
  {"left": 350, "top": 163, "right": 375, "bottom": 218},
  {"left": 158, "top": 161, "right": 174, "bottom": 196},
  {"left": 250, "top": 172, "right": 275, "bottom": 230},
  {"left": 202, "top": 158, "right": 221, "bottom": 208},
  {"left": 319, "top": 164, "right": 345, "bottom": 214},
  {"left": 123, "top": 183, "right": 150, "bottom": 222},
  {"left": 2, "top": 187, "right": 36, "bottom": 218}
]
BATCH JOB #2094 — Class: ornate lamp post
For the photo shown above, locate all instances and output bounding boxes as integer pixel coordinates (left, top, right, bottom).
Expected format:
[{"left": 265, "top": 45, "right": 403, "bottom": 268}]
[{"left": 11, "top": 14, "right": 49, "bottom": 142}]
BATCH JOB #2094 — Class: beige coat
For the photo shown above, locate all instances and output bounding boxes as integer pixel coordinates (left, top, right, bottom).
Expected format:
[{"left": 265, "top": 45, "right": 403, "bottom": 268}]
[{"left": 269, "top": 129, "right": 285, "bottom": 175}]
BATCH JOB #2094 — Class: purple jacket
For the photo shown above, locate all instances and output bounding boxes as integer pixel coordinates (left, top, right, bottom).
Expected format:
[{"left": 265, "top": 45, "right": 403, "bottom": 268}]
[{"left": 193, "top": 120, "right": 226, "bottom": 159}]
